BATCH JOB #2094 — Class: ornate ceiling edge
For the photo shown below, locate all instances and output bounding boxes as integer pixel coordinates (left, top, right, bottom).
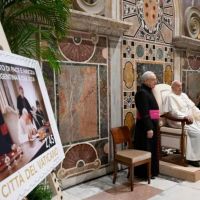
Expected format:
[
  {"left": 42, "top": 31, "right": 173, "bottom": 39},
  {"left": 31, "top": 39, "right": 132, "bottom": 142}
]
[
  {"left": 173, "top": 35, "right": 200, "bottom": 51},
  {"left": 70, "top": 9, "right": 132, "bottom": 37}
]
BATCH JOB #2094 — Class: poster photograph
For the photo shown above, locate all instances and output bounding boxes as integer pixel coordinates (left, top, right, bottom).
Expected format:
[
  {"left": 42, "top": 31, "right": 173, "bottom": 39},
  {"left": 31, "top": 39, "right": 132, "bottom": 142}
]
[{"left": 0, "top": 50, "right": 64, "bottom": 200}]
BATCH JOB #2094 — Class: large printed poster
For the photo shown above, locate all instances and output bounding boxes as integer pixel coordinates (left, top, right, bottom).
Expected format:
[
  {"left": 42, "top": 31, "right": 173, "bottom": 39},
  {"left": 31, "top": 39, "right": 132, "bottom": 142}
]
[{"left": 0, "top": 50, "right": 64, "bottom": 200}]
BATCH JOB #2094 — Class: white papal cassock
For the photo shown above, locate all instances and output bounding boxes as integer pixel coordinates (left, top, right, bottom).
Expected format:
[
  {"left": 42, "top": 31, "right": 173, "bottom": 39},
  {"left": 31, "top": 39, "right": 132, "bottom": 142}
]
[{"left": 163, "top": 92, "right": 200, "bottom": 161}]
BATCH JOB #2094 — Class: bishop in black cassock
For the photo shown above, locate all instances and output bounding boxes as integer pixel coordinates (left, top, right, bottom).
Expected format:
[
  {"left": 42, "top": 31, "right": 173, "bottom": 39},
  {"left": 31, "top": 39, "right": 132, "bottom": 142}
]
[{"left": 134, "top": 72, "right": 159, "bottom": 178}]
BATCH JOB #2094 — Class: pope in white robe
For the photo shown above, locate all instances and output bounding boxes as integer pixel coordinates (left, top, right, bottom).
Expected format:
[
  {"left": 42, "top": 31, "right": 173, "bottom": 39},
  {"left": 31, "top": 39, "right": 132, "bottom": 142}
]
[{"left": 163, "top": 80, "right": 200, "bottom": 162}]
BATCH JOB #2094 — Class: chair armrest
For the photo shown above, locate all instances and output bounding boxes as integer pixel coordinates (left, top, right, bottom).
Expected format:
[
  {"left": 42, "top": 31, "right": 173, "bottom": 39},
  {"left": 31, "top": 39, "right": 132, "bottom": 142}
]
[{"left": 161, "top": 113, "right": 191, "bottom": 124}]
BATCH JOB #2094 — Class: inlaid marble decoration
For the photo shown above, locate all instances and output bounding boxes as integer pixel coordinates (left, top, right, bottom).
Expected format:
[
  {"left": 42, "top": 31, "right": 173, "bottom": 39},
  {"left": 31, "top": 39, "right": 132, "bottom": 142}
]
[
  {"left": 59, "top": 31, "right": 107, "bottom": 64},
  {"left": 124, "top": 91, "right": 135, "bottom": 109},
  {"left": 136, "top": 62, "right": 163, "bottom": 88},
  {"left": 93, "top": 139, "right": 109, "bottom": 165},
  {"left": 181, "top": 51, "right": 200, "bottom": 106},
  {"left": 182, "top": 51, "right": 200, "bottom": 70},
  {"left": 123, "top": 61, "right": 135, "bottom": 89},
  {"left": 122, "top": 38, "right": 173, "bottom": 64},
  {"left": 182, "top": 71, "right": 200, "bottom": 105},
  {"left": 123, "top": 0, "right": 174, "bottom": 43},
  {"left": 99, "top": 65, "right": 108, "bottom": 138},
  {"left": 57, "top": 143, "right": 101, "bottom": 179},
  {"left": 72, "top": 0, "right": 105, "bottom": 15},
  {"left": 57, "top": 62, "right": 109, "bottom": 182},
  {"left": 182, "top": 0, "right": 200, "bottom": 38},
  {"left": 124, "top": 111, "right": 135, "bottom": 132},
  {"left": 42, "top": 62, "right": 55, "bottom": 113},
  {"left": 59, "top": 36, "right": 96, "bottom": 62},
  {"left": 188, "top": 55, "right": 200, "bottom": 70},
  {"left": 164, "top": 65, "right": 173, "bottom": 85},
  {"left": 122, "top": 39, "right": 135, "bottom": 59},
  {"left": 58, "top": 64, "right": 98, "bottom": 144},
  {"left": 136, "top": 44, "right": 145, "bottom": 58},
  {"left": 90, "top": 37, "right": 108, "bottom": 64},
  {"left": 58, "top": 63, "right": 108, "bottom": 145}
]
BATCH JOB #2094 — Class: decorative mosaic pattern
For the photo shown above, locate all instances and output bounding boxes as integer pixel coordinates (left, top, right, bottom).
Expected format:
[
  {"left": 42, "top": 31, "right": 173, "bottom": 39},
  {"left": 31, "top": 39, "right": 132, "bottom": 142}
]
[
  {"left": 182, "top": 51, "right": 200, "bottom": 106},
  {"left": 90, "top": 37, "right": 108, "bottom": 64},
  {"left": 57, "top": 143, "right": 101, "bottom": 179},
  {"left": 93, "top": 139, "right": 109, "bottom": 165},
  {"left": 124, "top": 92, "right": 135, "bottom": 109},
  {"left": 123, "top": 61, "right": 135, "bottom": 89},
  {"left": 59, "top": 31, "right": 107, "bottom": 64},
  {"left": 182, "top": 71, "right": 200, "bottom": 105},
  {"left": 122, "top": 39, "right": 174, "bottom": 63},
  {"left": 122, "top": 36, "right": 174, "bottom": 129},
  {"left": 124, "top": 111, "right": 135, "bottom": 131},
  {"left": 59, "top": 37, "right": 96, "bottom": 62},
  {"left": 122, "top": 39, "right": 135, "bottom": 59},
  {"left": 123, "top": 0, "right": 174, "bottom": 44},
  {"left": 164, "top": 65, "right": 173, "bottom": 85}
]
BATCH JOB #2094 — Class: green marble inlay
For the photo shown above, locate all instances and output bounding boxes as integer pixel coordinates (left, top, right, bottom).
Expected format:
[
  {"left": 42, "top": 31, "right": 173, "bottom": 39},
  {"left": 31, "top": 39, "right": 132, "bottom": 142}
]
[{"left": 136, "top": 45, "right": 144, "bottom": 57}]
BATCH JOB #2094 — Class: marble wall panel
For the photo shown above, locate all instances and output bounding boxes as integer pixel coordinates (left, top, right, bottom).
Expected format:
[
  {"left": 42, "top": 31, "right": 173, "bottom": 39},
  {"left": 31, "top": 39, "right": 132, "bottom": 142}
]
[
  {"left": 93, "top": 139, "right": 109, "bottom": 165},
  {"left": 181, "top": 51, "right": 200, "bottom": 106},
  {"left": 58, "top": 64, "right": 98, "bottom": 144},
  {"left": 99, "top": 65, "right": 108, "bottom": 138},
  {"left": 90, "top": 37, "right": 108, "bottom": 64},
  {"left": 182, "top": 71, "right": 200, "bottom": 106},
  {"left": 42, "top": 62, "right": 55, "bottom": 113}
]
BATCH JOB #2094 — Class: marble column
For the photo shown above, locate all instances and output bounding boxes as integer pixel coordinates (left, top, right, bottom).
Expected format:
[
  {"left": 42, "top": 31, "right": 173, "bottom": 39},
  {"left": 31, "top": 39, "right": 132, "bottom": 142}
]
[{"left": 109, "top": 36, "right": 122, "bottom": 128}]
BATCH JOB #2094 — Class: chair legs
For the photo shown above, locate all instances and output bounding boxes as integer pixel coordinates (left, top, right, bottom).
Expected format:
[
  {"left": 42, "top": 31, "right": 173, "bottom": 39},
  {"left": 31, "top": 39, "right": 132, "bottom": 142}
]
[
  {"left": 113, "top": 161, "right": 117, "bottom": 184},
  {"left": 130, "top": 165, "right": 134, "bottom": 191},
  {"left": 147, "top": 160, "right": 151, "bottom": 184},
  {"left": 113, "top": 161, "right": 150, "bottom": 191}
]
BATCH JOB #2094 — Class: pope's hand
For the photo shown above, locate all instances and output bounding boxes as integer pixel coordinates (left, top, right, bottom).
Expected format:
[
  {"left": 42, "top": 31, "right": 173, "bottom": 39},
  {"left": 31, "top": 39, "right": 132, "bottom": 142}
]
[{"left": 184, "top": 115, "right": 193, "bottom": 124}]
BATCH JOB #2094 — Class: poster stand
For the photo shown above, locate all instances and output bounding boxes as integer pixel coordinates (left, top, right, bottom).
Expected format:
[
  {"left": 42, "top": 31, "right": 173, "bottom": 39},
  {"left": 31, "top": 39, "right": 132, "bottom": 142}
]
[
  {"left": 47, "top": 171, "right": 63, "bottom": 200},
  {"left": 0, "top": 22, "right": 63, "bottom": 200}
]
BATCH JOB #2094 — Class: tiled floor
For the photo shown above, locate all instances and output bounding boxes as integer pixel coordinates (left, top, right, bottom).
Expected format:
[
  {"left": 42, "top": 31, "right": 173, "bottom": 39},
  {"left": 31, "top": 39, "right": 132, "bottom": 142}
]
[{"left": 62, "top": 170, "right": 200, "bottom": 200}]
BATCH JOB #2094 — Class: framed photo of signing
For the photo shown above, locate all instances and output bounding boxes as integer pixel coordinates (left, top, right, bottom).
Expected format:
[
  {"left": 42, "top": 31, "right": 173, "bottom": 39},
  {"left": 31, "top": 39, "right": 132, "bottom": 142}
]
[{"left": 0, "top": 50, "right": 64, "bottom": 200}]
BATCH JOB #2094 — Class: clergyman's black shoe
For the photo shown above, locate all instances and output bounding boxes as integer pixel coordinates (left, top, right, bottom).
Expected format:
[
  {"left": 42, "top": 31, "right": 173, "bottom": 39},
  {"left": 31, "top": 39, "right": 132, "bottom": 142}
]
[{"left": 188, "top": 161, "right": 200, "bottom": 167}]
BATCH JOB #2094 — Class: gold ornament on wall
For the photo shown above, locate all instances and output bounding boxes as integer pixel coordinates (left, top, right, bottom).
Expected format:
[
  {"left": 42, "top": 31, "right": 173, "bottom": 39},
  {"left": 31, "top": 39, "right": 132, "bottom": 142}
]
[
  {"left": 123, "top": 61, "right": 135, "bottom": 89},
  {"left": 124, "top": 112, "right": 135, "bottom": 132},
  {"left": 164, "top": 65, "right": 172, "bottom": 85}
]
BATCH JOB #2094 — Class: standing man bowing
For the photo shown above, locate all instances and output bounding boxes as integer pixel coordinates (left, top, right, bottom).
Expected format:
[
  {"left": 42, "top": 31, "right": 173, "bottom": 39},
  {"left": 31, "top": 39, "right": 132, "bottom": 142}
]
[{"left": 134, "top": 71, "right": 159, "bottom": 179}]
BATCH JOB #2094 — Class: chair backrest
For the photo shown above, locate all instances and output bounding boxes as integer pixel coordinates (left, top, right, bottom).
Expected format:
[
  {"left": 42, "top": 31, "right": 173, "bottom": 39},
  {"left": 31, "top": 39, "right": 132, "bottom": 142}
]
[
  {"left": 110, "top": 126, "right": 132, "bottom": 154},
  {"left": 152, "top": 83, "right": 171, "bottom": 116}
]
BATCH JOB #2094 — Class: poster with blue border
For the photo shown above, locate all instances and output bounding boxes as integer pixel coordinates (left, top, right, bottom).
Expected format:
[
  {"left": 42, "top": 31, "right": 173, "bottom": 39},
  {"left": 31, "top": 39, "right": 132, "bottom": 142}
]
[{"left": 0, "top": 50, "right": 64, "bottom": 200}]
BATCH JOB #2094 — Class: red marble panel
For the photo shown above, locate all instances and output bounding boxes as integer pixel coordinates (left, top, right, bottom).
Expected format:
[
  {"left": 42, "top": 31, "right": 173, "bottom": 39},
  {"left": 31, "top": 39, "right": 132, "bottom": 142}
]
[{"left": 58, "top": 64, "right": 98, "bottom": 144}]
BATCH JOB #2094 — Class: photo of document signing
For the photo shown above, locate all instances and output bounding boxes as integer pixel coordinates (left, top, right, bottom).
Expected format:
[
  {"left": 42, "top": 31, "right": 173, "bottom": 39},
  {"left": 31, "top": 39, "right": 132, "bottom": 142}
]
[{"left": 0, "top": 63, "right": 55, "bottom": 181}]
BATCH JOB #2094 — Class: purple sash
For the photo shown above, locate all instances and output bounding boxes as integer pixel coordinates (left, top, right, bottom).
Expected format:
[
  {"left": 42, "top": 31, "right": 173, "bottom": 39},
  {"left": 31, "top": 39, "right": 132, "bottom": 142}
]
[{"left": 137, "top": 110, "right": 160, "bottom": 120}]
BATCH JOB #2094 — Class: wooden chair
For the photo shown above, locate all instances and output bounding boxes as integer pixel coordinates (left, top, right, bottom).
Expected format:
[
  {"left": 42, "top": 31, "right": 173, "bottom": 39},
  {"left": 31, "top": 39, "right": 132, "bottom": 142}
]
[
  {"left": 110, "top": 126, "right": 151, "bottom": 191},
  {"left": 153, "top": 84, "right": 189, "bottom": 166}
]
